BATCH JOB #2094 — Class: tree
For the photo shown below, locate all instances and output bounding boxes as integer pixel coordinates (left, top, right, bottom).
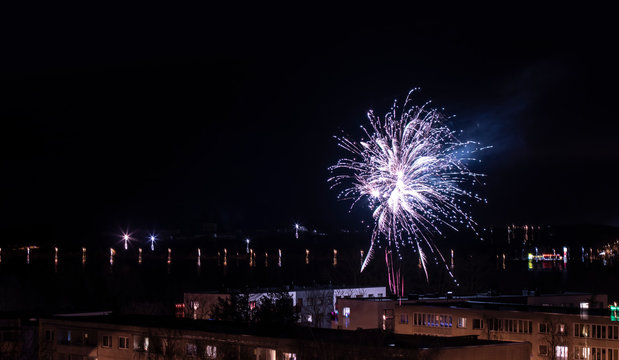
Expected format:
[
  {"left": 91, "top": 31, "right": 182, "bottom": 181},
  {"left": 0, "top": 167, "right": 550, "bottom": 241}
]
[
  {"left": 209, "top": 290, "right": 298, "bottom": 328},
  {"left": 254, "top": 291, "right": 298, "bottom": 328},
  {"left": 209, "top": 292, "right": 253, "bottom": 323},
  {"left": 539, "top": 317, "right": 570, "bottom": 360},
  {"left": 300, "top": 289, "right": 333, "bottom": 328}
]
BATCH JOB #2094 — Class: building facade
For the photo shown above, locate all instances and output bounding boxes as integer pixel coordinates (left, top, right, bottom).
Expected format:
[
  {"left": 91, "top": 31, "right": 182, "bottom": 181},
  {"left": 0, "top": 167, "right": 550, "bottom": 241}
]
[
  {"left": 184, "top": 286, "right": 386, "bottom": 328},
  {"left": 335, "top": 293, "right": 617, "bottom": 360},
  {"left": 38, "top": 315, "right": 531, "bottom": 360}
]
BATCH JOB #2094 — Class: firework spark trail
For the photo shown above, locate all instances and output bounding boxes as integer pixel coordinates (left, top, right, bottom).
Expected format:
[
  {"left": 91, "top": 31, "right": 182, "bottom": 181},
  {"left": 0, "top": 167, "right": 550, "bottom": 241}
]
[{"left": 329, "top": 88, "right": 488, "bottom": 289}]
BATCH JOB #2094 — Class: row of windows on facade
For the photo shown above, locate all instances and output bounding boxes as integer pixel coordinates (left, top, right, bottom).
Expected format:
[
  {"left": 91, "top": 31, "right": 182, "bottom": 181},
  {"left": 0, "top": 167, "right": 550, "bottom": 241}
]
[
  {"left": 407, "top": 313, "right": 482, "bottom": 329},
  {"left": 338, "top": 293, "right": 383, "bottom": 299},
  {"left": 401, "top": 315, "right": 619, "bottom": 339},
  {"left": 487, "top": 318, "right": 534, "bottom": 334},
  {"left": 575, "top": 324, "right": 619, "bottom": 340},
  {"left": 538, "top": 345, "right": 619, "bottom": 360},
  {"left": 44, "top": 329, "right": 217, "bottom": 358}
]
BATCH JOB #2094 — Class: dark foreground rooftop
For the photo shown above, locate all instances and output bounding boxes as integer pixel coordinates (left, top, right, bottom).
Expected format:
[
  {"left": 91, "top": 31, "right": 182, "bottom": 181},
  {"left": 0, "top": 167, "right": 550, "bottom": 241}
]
[{"left": 44, "top": 313, "right": 515, "bottom": 349}]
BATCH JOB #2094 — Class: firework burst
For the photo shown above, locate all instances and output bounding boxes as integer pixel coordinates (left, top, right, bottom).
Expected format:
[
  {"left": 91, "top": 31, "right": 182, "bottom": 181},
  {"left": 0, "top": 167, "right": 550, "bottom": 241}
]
[{"left": 329, "top": 88, "right": 488, "bottom": 289}]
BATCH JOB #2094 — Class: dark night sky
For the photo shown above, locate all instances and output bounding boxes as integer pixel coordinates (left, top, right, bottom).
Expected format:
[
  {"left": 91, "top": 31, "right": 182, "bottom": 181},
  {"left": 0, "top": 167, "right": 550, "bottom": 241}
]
[{"left": 1, "top": 4, "right": 618, "bottom": 240}]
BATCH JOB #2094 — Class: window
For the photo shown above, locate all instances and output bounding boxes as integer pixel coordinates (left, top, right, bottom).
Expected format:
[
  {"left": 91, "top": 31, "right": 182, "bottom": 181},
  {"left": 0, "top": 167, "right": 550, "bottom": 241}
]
[
  {"left": 558, "top": 323, "right": 565, "bottom": 334},
  {"left": 306, "top": 314, "right": 312, "bottom": 323},
  {"left": 580, "top": 302, "right": 590, "bottom": 309},
  {"left": 102, "top": 335, "right": 112, "bottom": 348},
  {"left": 556, "top": 345, "right": 568, "bottom": 360},
  {"left": 574, "top": 346, "right": 590, "bottom": 360},
  {"left": 249, "top": 301, "right": 256, "bottom": 310},
  {"left": 539, "top": 345, "right": 548, "bottom": 355},
  {"left": 186, "top": 343, "right": 197, "bottom": 356},
  {"left": 283, "top": 353, "right": 297, "bottom": 360},
  {"left": 539, "top": 322, "right": 549, "bottom": 333},
  {"left": 575, "top": 323, "right": 591, "bottom": 338},
  {"left": 473, "top": 319, "right": 484, "bottom": 330},
  {"left": 206, "top": 345, "right": 217, "bottom": 359},
  {"left": 45, "top": 329, "right": 54, "bottom": 342},
  {"left": 133, "top": 336, "right": 149, "bottom": 351},
  {"left": 591, "top": 347, "right": 607, "bottom": 360},
  {"left": 400, "top": 313, "right": 409, "bottom": 324},
  {"left": 67, "top": 330, "right": 71, "bottom": 343},
  {"left": 343, "top": 307, "right": 350, "bottom": 318},
  {"left": 119, "top": 336, "right": 129, "bottom": 349},
  {"left": 457, "top": 317, "right": 467, "bottom": 328}
]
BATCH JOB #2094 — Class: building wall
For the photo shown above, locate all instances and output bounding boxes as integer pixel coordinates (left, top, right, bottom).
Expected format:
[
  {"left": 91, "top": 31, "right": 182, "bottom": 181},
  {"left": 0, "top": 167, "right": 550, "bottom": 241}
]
[
  {"left": 426, "top": 342, "right": 531, "bottom": 360},
  {"left": 336, "top": 297, "right": 619, "bottom": 360},
  {"left": 335, "top": 298, "right": 394, "bottom": 330},
  {"left": 394, "top": 304, "right": 619, "bottom": 360},
  {"left": 184, "top": 287, "right": 386, "bottom": 329},
  {"left": 38, "top": 317, "right": 531, "bottom": 360}
]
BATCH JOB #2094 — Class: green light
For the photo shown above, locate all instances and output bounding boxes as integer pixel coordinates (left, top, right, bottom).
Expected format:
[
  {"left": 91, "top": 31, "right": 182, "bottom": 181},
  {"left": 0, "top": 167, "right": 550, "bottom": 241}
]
[{"left": 611, "top": 305, "right": 619, "bottom": 321}]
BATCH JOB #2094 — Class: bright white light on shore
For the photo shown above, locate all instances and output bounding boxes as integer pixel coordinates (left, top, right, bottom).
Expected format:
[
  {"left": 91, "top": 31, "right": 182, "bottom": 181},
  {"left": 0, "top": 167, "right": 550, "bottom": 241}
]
[{"left": 122, "top": 233, "right": 130, "bottom": 250}]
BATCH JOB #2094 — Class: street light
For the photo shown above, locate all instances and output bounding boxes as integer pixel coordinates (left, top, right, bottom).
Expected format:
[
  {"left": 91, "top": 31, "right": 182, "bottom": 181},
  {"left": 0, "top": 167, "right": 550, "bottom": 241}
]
[
  {"left": 123, "top": 234, "right": 129, "bottom": 250},
  {"left": 149, "top": 235, "right": 156, "bottom": 251},
  {"left": 245, "top": 238, "right": 250, "bottom": 254}
]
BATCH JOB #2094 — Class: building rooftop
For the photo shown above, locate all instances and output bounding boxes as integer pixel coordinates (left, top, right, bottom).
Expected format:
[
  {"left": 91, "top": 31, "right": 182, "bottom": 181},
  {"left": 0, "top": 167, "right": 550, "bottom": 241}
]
[
  {"left": 399, "top": 300, "right": 612, "bottom": 317},
  {"left": 41, "top": 314, "right": 519, "bottom": 350}
]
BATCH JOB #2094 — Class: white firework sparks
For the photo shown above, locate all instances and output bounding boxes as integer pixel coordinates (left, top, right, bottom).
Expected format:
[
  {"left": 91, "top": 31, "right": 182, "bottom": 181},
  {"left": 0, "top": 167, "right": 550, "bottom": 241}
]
[{"left": 329, "top": 88, "right": 488, "bottom": 285}]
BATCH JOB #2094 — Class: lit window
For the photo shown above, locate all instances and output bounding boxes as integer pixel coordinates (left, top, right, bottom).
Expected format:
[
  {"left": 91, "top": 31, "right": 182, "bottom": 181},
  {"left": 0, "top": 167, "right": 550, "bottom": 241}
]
[
  {"left": 343, "top": 307, "right": 351, "bottom": 318},
  {"left": 400, "top": 313, "right": 409, "bottom": 324},
  {"left": 206, "top": 345, "right": 217, "bottom": 359},
  {"left": 556, "top": 345, "right": 568, "bottom": 360},
  {"left": 306, "top": 314, "right": 313, "bottom": 323},
  {"left": 102, "top": 335, "right": 112, "bottom": 348},
  {"left": 457, "top": 317, "right": 467, "bottom": 328},
  {"left": 558, "top": 323, "right": 565, "bottom": 334},
  {"left": 119, "top": 336, "right": 129, "bottom": 349},
  {"left": 283, "top": 353, "right": 297, "bottom": 360},
  {"left": 580, "top": 302, "right": 590, "bottom": 309},
  {"left": 574, "top": 346, "right": 590, "bottom": 360}
]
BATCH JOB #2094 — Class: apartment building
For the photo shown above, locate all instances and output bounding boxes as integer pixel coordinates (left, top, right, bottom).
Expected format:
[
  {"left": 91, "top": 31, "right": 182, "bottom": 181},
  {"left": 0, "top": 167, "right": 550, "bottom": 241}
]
[
  {"left": 38, "top": 314, "right": 530, "bottom": 359},
  {"left": 335, "top": 293, "right": 617, "bottom": 360}
]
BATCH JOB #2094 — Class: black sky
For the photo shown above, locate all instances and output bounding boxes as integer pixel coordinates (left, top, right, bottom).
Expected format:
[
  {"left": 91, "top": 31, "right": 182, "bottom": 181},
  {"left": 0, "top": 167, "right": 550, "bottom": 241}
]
[{"left": 1, "top": 4, "right": 618, "bottom": 240}]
